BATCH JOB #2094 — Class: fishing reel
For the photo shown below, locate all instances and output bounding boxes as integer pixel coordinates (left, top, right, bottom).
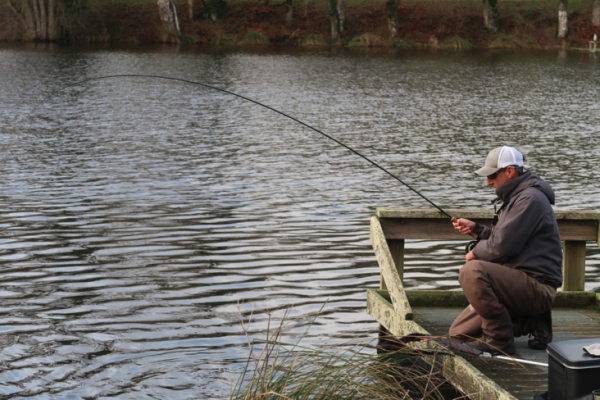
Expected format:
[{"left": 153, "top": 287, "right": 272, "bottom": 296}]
[{"left": 465, "top": 240, "right": 478, "bottom": 254}]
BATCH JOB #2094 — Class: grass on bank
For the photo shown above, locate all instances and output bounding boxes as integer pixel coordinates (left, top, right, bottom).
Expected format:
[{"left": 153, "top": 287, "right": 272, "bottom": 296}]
[
  {"left": 440, "top": 36, "right": 474, "bottom": 49},
  {"left": 301, "top": 34, "right": 328, "bottom": 45},
  {"left": 230, "top": 306, "right": 461, "bottom": 400},
  {"left": 347, "top": 33, "right": 387, "bottom": 47},
  {"left": 239, "top": 31, "right": 270, "bottom": 45}
]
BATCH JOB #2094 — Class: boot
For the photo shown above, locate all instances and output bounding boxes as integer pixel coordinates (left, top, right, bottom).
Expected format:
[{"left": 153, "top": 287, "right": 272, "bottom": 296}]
[{"left": 528, "top": 308, "right": 552, "bottom": 350}]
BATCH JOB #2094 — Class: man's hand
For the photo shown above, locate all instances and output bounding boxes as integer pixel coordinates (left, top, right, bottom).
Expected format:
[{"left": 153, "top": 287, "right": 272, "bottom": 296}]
[
  {"left": 453, "top": 218, "right": 476, "bottom": 235},
  {"left": 466, "top": 250, "right": 479, "bottom": 262}
]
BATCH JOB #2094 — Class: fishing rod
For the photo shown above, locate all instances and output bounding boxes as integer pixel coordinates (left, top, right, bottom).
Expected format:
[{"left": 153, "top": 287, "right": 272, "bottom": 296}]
[
  {"left": 30, "top": 74, "right": 459, "bottom": 221},
  {"left": 391, "top": 334, "right": 548, "bottom": 368}
]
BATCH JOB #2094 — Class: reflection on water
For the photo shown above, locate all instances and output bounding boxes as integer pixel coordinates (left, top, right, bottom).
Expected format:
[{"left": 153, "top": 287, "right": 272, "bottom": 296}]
[{"left": 0, "top": 44, "right": 599, "bottom": 398}]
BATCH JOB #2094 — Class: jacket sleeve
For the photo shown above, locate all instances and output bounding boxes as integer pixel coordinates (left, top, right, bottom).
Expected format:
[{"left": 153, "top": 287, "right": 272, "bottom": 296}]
[
  {"left": 472, "top": 194, "right": 543, "bottom": 263},
  {"left": 472, "top": 223, "right": 492, "bottom": 240}
]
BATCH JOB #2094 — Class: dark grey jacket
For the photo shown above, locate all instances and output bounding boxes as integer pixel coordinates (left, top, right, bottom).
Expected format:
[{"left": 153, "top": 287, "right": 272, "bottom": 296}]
[{"left": 472, "top": 171, "right": 563, "bottom": 288}]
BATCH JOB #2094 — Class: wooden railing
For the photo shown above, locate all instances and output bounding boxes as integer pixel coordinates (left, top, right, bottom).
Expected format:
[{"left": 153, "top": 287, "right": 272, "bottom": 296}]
[{"left": 375, "top": 208, "right": 600, "bottom": 292}]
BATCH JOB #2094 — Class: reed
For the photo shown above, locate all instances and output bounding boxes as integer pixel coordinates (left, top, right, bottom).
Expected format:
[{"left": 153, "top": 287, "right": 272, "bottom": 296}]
[
  {"left": 239, "top": 31, "right": 271, "bottom": 45},
  {"left": 392, "top": 39, "right": 413, "bottom": 49},
  {"left": 230, "top": 305, "right": 461, "bottom": 400},
  {"left": 489, "top": 34, "right": 519, "bottom": 49},
  {"left": 440, "top": 36, "right": 474, "bottom": 49},
  {"left": 301, "top": 34, "right": 328, "bottom": 46},
  {"left": 212, "top": 34, "right": 237, "bottom": 45},
  {"left": 347, "top": 33, "right": 388, "bottom": 47}
]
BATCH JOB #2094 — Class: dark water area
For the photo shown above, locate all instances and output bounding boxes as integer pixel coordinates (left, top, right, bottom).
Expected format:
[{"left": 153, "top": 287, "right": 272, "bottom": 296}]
[{"left": 0, "top": 43, "right": 599, "bottom": 399}]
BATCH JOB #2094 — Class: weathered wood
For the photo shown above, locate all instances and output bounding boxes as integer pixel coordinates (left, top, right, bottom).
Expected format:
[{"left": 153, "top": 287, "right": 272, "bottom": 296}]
[
  {"left": 370, "top": 216, "right": 413, "bottom": 320},
  {"left": 376, "top": 289, "right": 597, "bottom": 308},
  {"left": 562, "top": 241, "right": 586, "bottom": 291},
  {"left": 554, "top": 291, "right": 596, "bottom": 307},
  {"left": 387, "top": 239, "right": 404, "bottom": 282},
  {"left": 367, "top": 290, "right": 517, "bottom": 400},
  {"left": 377, "top": 208, "right": 600, "bottom": 221},
  {"left": 405, "top": 290, "right": 470, "bottom": 307},
  {"left": 377, "top": 210, "right": 599, "bottom": 241}
]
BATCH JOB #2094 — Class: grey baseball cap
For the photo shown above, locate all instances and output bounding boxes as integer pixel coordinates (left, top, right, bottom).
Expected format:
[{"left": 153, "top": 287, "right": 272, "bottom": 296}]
[{"left": 475, "top": 146, "right": 524, "bottom": 177}]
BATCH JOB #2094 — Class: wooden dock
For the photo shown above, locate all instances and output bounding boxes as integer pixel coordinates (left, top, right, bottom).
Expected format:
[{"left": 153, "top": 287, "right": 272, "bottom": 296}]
[{"left": 367, "top": 208, "right": 600, "bottom": 400}]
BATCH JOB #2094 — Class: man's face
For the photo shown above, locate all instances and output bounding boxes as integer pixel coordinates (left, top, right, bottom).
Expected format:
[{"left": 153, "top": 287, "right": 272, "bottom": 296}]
[{"left": 486, "top": 167, "right": 513, "bottom": 188}]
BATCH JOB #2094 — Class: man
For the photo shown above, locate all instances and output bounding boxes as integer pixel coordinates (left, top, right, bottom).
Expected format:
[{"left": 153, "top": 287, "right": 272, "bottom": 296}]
[{"left": 449, "top": 146, "right": 562, "bottom": 355}]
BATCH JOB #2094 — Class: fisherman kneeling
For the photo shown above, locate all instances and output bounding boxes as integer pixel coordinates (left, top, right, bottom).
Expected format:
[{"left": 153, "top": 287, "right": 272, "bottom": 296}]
[{"left": 448, "top": 146, "right": 562, "bottom": 355}]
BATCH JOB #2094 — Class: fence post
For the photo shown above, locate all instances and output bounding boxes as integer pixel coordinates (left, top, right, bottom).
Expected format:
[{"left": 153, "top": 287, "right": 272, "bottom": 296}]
[{"left": 562, "top": 241, "right": 586, "bottom": 291}]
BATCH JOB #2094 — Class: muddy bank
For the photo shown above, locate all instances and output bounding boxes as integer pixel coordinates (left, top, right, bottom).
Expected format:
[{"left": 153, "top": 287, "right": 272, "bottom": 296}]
[{"left": 1, "top": 0, "right": 599, "bottom": 48}]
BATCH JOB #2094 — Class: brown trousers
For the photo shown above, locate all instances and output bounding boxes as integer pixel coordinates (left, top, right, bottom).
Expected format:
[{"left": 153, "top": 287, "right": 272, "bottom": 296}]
[{"left": 449, "top": 260, "right": 556, "bottom": 341}]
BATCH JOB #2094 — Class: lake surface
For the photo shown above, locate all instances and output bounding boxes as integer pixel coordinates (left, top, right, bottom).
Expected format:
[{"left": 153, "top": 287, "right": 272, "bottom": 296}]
[{"left": 0, "top": 43, "right": 599, "bottom": 399}]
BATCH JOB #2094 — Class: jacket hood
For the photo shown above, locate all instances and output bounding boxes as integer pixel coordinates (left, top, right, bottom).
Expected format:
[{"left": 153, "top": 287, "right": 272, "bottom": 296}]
[{"left": 495, "top": 171, "right": 555, "bottom": 205}]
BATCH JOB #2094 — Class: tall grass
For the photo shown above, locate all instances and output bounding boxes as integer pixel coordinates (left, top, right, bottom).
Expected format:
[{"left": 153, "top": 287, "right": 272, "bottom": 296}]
[
  {"left": 347, "top": 33, "right": 388, "bottom": 47},
  {"left": 440, "top": 36, "right": 474, "bottom": 49},
  {"left": 239, "top": 31, "right": 270, "bottom": 45},
  {"left": 230, "top": 305, "right": 463, "bottom": 400}
]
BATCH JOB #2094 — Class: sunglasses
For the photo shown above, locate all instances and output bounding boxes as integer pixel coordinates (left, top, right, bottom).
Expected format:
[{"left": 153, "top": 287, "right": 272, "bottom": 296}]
[{"left": 487, "top": 168, "right": 506, "bottom": 179}]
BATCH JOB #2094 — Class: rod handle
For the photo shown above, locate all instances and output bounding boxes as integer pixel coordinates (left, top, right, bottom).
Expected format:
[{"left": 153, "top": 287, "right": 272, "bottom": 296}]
[{"left": 451, "top": 217, "right": 478, "bottom": 239}]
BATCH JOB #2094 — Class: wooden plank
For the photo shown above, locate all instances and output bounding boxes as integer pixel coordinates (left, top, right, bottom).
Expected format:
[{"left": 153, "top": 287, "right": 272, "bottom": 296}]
[
  {"left": 370, "top": 216, "right": 413, "bottom": 320},
  {"left": 377, "top": 289, "right": 596, "bottom": 308},
  {"left": 554, "top": 290, "right": 595, "bottom": 307},
  {"left": 562, "top": 241, "right": 587, "bottom": 291},
  {"left": 379, "top": 216, "right": 598, "bottom": 241},
  {"left": 377, "top": 208, "right": 600, "bottom": 221},
  {"left": 387, "top": 239, "right": 404, "bottom": 282},
  {"left": 366, "top": 290, "right": 517, "bottom": 400}
]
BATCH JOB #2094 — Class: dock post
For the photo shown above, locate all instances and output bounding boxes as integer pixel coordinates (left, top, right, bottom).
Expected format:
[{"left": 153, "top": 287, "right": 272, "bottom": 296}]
[
  {"left": 562, "top": 241, "right": 586, "bottom": 291},
  {"left": 590, "top": 40, "right": 598, "bottom": 53}
]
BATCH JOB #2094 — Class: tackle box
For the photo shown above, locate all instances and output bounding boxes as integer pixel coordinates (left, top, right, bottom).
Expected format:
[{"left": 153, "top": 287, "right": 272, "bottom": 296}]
[{"left": 547, "top": 338, "right": 600, "bottom": 400}]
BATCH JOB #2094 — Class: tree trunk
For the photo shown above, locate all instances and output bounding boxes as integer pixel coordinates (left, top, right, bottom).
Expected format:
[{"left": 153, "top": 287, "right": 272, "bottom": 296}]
[
  {"left": 482, "top": 0, "right": 499, "bottom": 33},
  {"left": 6, "top": 0, "right": 58, "bottom": 41},
  {"left": 592, "top": 0, "right": 599, "bottom": 26},
  {"left": 157, "top": 0, "right": 179, "bottom": 35},
  {"left": 328, "top": 0, "right": 342, "bottom": 39},
  {"left": 172, "top": 0, "right": 180, "bottom": 34},
  {"left": 37, "top": 0, "right": 47, "bottom": 39},
  {"left": 337, "top": 0, "right": 346, "bottom": 34},
  {"left": 557, "top": 0, "right": 568, "bottom": 39},
  {"left": 285, "top": 0, "right": 292, "bottom": 26},
  {"left": 30, "top": 0, "right": 43, "bottom": 39},
  {"left": 11, "top": 0, "right": 37, "bottom": 39},
  {"left": 331, "top": 14, "right": 339, "bottom": 39},
  {"left": 188, "top": 0, "right": 193, "bottom": 20},
  {"left": 48, "top": 0, "right": 57, "bottom": 40},
  {"left": 386, "top": 0, "right": 398, "bottom": 38}
]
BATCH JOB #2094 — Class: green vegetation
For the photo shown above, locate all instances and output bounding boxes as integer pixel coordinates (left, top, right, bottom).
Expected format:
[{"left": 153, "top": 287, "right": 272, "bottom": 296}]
[
  {"left": 392, "top": 39, "right": 413, "bottom": 48},
  {"left": 520, "top": 37, "right": 541, "bottom": 49},
  {"left": 208, "top": 0, "right": 228, "bottom": 20},
  {"left": 177, "top": 33, "right": 196, "bottom": 43},
  {"left": 239, "top": 31, "right": 270, "bottom": 45},
  {"left": 301, "top": 34, "right": 328, "bottom": 46},
  {"left": 212, "top": 34, "right": 237, "bottom": 45},
  {"left": 489, "top": 34, "right": 519, "bottom": 48},
  {"left": 347, "top": 33, "right": 387, "bottom": 47},
  {"left": 231, "top": 307, "right": 458, "bottom": 400},
  {"left": 440, "top": 36, "right": 475, "bottom": 49}
]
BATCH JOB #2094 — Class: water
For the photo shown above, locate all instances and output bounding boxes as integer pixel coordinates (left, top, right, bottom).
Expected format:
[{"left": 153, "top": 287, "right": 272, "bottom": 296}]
[{"left": 0, "top": 43, "right": 599, "bottom": 399}]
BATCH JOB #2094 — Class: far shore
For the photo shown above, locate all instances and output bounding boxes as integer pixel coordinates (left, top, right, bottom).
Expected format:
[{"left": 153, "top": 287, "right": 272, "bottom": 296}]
[{"left": 1, "top": 0, "right": 599, "bottom": 50}]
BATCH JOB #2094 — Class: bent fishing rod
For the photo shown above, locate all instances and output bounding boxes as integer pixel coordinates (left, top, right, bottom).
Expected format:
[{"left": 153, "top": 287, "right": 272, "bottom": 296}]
[{"left": 31, "top": 74, "right": 466, "bottom": 226}]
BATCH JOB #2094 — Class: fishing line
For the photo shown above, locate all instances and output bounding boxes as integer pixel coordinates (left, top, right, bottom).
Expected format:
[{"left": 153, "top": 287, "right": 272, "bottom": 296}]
[{"left": 28, "top": 74, "right": 454, "bottom": 219}]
